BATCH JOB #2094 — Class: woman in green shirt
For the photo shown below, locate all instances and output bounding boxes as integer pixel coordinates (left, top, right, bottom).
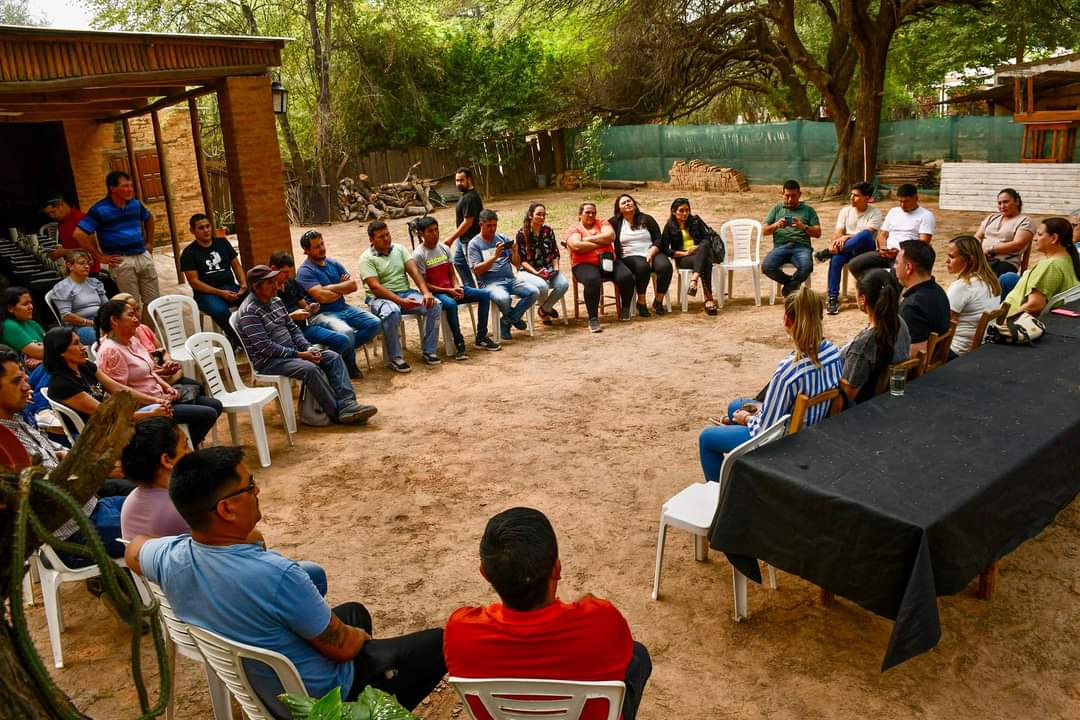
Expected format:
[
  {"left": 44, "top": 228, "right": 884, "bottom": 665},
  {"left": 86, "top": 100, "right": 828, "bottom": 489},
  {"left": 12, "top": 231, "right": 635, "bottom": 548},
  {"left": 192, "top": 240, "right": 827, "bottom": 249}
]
[
  {"left": 1, "top": 286, "right": 45, "bottom": 368},
  {"left": 1001, "top": 217, "right": 1080, "bottom": 315}
]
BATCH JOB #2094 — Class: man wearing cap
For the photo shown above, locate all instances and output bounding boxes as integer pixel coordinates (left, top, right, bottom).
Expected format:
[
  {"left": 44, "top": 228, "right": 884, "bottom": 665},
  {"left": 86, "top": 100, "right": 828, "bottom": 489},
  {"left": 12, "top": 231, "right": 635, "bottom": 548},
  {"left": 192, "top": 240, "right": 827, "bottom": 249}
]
[
  {"left": 236, "top": 265, "right": 376, "bottom": 425},
  {"left": 44, "top": 193, "right": 119, "bottom": 296},
  {"left": 72, "top": 170, "right": 161, "bottom": 315}
]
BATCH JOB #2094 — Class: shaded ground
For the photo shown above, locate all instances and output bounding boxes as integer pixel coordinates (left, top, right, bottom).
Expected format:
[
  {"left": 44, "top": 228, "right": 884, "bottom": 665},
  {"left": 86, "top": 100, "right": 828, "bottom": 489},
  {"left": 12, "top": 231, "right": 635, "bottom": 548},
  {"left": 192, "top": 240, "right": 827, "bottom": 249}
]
[{"left": 23, "top": 185, "right": 1080, "bottom": 719}]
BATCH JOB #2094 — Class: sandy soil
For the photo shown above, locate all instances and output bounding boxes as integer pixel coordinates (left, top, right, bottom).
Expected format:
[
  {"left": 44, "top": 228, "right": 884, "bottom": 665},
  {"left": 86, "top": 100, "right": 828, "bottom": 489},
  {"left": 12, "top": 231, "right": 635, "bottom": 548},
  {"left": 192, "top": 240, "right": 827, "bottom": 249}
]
[{"left": 22, "top": 185, "right": 1080, "bottom": 719}]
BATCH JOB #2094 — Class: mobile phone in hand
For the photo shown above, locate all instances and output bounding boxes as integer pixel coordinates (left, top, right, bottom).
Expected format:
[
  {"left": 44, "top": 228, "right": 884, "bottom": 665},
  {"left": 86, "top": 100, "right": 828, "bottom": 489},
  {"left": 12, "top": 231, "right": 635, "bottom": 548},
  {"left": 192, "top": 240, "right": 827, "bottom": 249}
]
[{"left": 307, "top": 302, "right": 321, "bottom": 315}]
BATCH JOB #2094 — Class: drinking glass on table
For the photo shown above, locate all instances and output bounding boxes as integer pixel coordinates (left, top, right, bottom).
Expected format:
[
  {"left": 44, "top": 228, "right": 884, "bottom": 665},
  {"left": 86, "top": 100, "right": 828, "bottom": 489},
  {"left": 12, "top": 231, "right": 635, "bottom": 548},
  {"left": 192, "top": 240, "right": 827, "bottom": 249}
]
[{"left": 889, "top": 367, "right": 907, "bottom": 397}]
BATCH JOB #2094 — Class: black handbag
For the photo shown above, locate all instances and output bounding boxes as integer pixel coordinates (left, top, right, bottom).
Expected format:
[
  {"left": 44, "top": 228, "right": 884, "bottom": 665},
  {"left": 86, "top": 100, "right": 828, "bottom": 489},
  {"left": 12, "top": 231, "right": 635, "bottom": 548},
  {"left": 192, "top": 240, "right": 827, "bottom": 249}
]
[{"left": 173, "top": 382, "right": 203, "bottom": 404}]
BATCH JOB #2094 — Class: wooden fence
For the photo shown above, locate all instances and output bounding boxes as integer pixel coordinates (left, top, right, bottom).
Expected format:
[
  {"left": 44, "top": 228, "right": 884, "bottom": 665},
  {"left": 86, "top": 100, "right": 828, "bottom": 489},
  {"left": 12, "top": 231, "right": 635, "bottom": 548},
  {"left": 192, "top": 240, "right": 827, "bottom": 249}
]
[{"left": 345, "top": 129, "right": 566, "bottom": 197}]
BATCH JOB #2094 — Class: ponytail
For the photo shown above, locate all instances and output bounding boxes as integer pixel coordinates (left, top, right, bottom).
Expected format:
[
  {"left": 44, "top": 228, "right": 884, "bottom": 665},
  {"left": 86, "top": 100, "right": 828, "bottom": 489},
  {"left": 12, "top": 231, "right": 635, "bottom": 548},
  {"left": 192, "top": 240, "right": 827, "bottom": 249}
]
[
  {"left": 784, "top": 285, "right": 824, "bottom": 365},
  {"left": 1043, "top": 217, "right": 1080, "bottom": 279},
  {"left": 858, "top": 269, "right": 901, "bottom": 367}
]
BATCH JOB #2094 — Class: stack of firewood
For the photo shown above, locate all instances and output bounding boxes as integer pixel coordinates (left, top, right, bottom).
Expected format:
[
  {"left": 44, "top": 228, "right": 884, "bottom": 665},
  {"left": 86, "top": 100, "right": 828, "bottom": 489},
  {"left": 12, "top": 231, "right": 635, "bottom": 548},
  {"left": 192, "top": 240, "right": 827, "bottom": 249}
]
[
  {"left": 338, "top": 162, "right": 447, "bottom": 222},
  {"left": 877, "top": 161, "right": 940, "bottom": 189},
  {"left": 669, "top": 160, "right": 750, "bottom": 192}
]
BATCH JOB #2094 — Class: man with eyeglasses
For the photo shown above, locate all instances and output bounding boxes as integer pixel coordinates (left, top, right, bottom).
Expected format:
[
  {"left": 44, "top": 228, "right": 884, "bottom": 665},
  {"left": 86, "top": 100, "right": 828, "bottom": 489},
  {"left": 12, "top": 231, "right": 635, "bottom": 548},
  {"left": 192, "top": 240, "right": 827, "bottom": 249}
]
[
  {"left": 295, "top": 230, "right": 382, "bottom": 369},
  {"left": 813, "top": 181, "right": 883, "bottom": 315},
  {"left": 126, "top": 447, "right": 446, "bottom": 715}
]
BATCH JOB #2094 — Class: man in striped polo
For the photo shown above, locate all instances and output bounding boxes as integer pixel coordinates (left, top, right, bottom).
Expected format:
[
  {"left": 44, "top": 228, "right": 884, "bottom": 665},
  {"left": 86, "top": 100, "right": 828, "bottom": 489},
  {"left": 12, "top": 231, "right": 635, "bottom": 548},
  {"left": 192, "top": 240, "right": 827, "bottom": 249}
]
[{"left": 73, "top": 170, "right": 161, "bottom": 317}]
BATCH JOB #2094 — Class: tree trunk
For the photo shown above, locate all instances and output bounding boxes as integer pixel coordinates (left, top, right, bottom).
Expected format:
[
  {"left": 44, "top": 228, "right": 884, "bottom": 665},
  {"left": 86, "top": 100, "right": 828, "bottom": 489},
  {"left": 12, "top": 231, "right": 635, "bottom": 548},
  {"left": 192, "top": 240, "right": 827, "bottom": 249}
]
[
  {"left": 0, "top": 394, "right": 138, "bottom": 719},
  {"left": 306, "top": 0, "right": 333, "bottom": 209},
  {"left": 853, "top": 47, "right": 889, "bottom": 186}
]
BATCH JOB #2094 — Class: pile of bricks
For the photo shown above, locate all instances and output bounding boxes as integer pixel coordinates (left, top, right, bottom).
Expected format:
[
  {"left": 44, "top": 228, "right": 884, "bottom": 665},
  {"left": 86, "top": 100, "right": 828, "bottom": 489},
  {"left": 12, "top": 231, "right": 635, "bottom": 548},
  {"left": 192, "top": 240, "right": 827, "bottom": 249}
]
[{"left": 668, "top": 160, "right": 750, "bottom": 192}]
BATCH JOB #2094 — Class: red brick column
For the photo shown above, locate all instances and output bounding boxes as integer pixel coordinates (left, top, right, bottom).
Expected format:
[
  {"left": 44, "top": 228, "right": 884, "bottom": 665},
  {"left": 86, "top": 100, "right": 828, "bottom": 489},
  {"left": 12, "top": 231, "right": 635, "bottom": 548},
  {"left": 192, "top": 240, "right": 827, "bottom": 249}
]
[{"left": 216, "top": 75, "right": 291, "bottom": 270}]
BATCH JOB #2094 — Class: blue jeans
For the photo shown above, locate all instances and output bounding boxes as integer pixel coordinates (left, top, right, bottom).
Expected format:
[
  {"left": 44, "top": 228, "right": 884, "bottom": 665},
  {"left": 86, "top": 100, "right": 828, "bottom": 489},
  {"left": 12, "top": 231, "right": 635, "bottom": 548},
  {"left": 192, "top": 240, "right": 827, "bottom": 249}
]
[
  {"left": 517, "top": 270, "right": 570, "bottom": 313},
  {"left": 297, "top": 560, "right": 327, "bottom": 596},
  {"left": 74, "top": 325, "right": 97, "bottom": 346},
  {"left": 309, "top": 304, "right": 382, "bottom": 350},
  {"left": 302, "top": 322, "right": 358, "bottom": 374},
  {"left": 56, "top": 494, "right": 126, "bottom": 568},
  {"left": 827, "top": 229, "right": 876, "bottom": 297},
  {"left": 453, "top": 241, "right": 476, "bottom": 288},
  {"left": 435, "top": 286, "right": 491, "bottom": 344},
  {"left": 259, "top": 350, "right": 356, "bottom": 422},
  {"left": 369, "top": 291, "right": 442, "bottom": 359},
  {"left": 485, "top": 277, "right": 539, "bottom": 326},
  {"left": 762, "top": 244, "right": 813, "bottom": 294},
  {"left": 698, "top": 397, "right": 758, "bottom": 483},
  {"left": 194, "top": 283, "right": 244, "bottom": 347},
  {"left": 999, "top": 272, "right": 1020, "bottom": 301}
]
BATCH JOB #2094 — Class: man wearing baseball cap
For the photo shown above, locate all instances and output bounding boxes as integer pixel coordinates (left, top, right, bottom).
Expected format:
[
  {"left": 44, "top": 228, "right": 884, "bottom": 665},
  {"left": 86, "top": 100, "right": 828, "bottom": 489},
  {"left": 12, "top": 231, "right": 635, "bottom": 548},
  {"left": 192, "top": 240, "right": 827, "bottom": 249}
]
[{"left": 236, "top": 265, "right": 376, "bottom": 425}]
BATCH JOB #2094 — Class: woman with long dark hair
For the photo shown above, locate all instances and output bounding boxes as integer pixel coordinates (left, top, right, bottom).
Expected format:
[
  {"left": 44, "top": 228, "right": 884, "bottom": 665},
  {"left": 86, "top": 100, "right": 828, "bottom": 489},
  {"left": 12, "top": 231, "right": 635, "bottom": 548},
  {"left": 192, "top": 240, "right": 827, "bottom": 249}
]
[
  {"left": 698, "top": 285, "right": 842, "bottom": 480},
  {"left": 95, "top": 300, "right": 222, "bottom": 446},
  {"left": 609, "top": 194, "right": 664, "bottom": 317},
  {"left": 0, "top": 286, "right": 45, "bottom": 368},
  {"left": 657, "top": 197, "right": 722, "bottom": 315},
  {"left": 514, "top": 202, "right": 569, "bottom": 325},
  {"left": 1000, "top": 217, "right": 1080, "bottom": 314},
  {"left": 975, "top": 188, "right": 1035, "bottom": 276},
  {"left": 945, "top": 235, "right": 1000, "bottom": 356},
  {"left": 840, "top": 269, "right": 910, "bottom": 403}
]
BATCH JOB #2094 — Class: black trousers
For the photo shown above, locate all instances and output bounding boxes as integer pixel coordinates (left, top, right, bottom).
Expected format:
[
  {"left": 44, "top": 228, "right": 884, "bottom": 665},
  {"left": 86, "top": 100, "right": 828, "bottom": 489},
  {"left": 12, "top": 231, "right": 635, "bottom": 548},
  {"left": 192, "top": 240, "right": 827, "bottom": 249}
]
[
  {"left": 621, "top": 641, "right": 653, "bottom": 720},
  {"left": 339, "top": 602, "right": 446, "bottom": 710},
  {"left": 621, "top": 255, "right": 657, "bottom": 295},
  {"left": 847, "top": 251, "right": 894, "bottom": 280},
  {"left": 653, "top": 251, "right": 715, "bottom": 295},
  {"left": 989, "top": 258, "right": 1018, "bottom": 276},
  {"left": 573, "top": 262, "right": 635, "bottom": 320}
]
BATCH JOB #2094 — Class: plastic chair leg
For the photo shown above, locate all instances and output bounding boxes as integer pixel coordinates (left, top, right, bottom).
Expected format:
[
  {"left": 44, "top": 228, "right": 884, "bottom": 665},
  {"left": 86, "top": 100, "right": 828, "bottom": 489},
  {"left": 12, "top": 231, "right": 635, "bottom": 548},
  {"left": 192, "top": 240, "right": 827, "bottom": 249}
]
[
  {"left": 466, "top": 304, "right": 477, "bottom": 335},
  {"left": 715, "top": 269, "right": 725, "bottom": 309},
  {"left": 21, "top": 562, "right": 34, "bottom": 606},
  {"left": 276, "top": 396, "right": 294, "bottom": 447},
  {"left": 205, "top": 664, "right": 235, "bottom": 720},
  {"left": 226, "top": 413, "right": 240, "bottom": 445},
  {"left": 651, "top": 515, "right": 667, "bottom": 601},
  {"left": 751, "top": 269, "right": 761, "bottom": 307},
  {"left": 766, "top": 564, "right": 778, "bottom": 590},
  {"left": 249, "top": 407, "right": 271, "bottom": 468},
  {"left": 732, "top": 567, "right": 748, "bottom": 622},
  {"left": 526, "top": 307, "right": 535, "bottom": 336},
  {"left": 694, "top": 534, "right": 709, "bottom": 562},
  {"left": 559, "top": 295, "right": 569, "bottom": 325},
  {"left": 440, "top": 314, "right": 454, "bottom": 356},
  {"left": 37, "top": 561, "right": 64, "bottom": 667},
  {"left": 275, "top": 378, "right": 297, "bottom": 434}
]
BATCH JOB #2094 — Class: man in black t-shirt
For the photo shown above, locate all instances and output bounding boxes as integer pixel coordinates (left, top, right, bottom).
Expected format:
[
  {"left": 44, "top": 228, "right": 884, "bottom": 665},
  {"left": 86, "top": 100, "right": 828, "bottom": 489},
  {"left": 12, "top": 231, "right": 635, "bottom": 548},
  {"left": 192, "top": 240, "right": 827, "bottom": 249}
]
[
  {"left": 896, "top": 240, "right": 950, "bottom": 356},
  {"left": 180, "top": 213, "right": 247, "bottom": 348},
  {"left": 444, "top": 167, "right": 483, "bottom": 287}
]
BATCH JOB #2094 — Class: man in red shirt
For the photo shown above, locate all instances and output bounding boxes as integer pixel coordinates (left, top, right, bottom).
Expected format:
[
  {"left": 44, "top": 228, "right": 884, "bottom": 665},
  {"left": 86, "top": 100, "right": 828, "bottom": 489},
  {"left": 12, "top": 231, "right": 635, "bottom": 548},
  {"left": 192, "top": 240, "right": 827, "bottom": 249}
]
[
  {"left": 444, "top": 508, "right": 651, "bottom": 720},
  {"left": 44, "top": 193, "right": 118, "bottom": 295}
]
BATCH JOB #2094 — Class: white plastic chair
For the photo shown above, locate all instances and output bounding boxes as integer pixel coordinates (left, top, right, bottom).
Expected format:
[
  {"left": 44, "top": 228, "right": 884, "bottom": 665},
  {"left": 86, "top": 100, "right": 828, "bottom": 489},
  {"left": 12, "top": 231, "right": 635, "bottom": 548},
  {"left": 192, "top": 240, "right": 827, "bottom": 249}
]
[
  {"left": 674, "top": 266, "right": 723, "bottom": 313},
  {"left": 651, "top": 415, "right": 790, "bottom": 621},
  {"left": 184, "top": 332, "right": 293, "bottom": 468},
  {"left": 769, "top": 263, "right": 814, "bottom": 305},
  {"left": 1041, "top": 284, "right": 1080, "bottom": 317},
  {"left": 449, "top": 677, "right": 625, "bottom": 720},
  {"left": 229, "top": 313, "right": 297, "bottom": 435},
  {"left": 715, "top": 220, "right": 763, "bottom": 307},
  {"left": 187, "top": 624, "right": 308, "bottom": 720},
  {"left": 142, "top": 580, "right": 234, "bottom": 720},
  {"left": 148, "top": 295, "right": 217, "bottom": 378},
  {"left": 32, "top": 544, "right": 106, "bottom": 668},
  {"left": 43, "top": 287, "right": 63, "bottom": 325}
]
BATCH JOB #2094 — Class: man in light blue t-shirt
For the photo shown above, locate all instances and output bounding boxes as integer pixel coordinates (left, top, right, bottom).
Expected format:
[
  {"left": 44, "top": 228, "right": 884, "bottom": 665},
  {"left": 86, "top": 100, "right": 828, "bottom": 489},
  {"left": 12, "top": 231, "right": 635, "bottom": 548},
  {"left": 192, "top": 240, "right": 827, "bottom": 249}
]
[
  {"left": 467, "top": 209, "right": 539, "bottom": 341},
  {"left": 294, "top": 229, "right": 382, "bottom": 364},
  {"left": 125, "top": 447, "right": 445, "bottom": 716}
]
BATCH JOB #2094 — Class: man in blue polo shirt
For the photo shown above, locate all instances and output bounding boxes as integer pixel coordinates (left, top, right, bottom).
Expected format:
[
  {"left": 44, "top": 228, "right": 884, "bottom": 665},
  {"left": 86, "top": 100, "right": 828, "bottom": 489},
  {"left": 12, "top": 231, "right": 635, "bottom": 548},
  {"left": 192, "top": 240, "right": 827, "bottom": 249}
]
[
  {"left": 73, "top": 170, "right": 161, "bottom": 316},
  {"left": 295, "top": 230, "right": 381, "bottom": 366}
]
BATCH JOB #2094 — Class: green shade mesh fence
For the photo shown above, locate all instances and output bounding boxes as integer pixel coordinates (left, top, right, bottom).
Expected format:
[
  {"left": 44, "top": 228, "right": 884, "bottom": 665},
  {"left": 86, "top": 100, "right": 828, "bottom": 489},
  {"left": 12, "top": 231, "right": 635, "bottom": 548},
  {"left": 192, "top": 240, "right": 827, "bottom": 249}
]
[{"left": 566, "top": 116, "right": 1031, "bottom": 185}]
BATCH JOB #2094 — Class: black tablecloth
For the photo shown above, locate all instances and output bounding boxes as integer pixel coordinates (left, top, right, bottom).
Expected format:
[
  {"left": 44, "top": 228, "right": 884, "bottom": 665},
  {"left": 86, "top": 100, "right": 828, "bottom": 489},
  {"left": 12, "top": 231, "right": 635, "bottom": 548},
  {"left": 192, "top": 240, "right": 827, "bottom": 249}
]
[
  {"left": 709, "top": 334, "right": 1080, "bottom": 670},
  {"left": 1040, "top": 300, "right": 1080, "bottom": 339}
]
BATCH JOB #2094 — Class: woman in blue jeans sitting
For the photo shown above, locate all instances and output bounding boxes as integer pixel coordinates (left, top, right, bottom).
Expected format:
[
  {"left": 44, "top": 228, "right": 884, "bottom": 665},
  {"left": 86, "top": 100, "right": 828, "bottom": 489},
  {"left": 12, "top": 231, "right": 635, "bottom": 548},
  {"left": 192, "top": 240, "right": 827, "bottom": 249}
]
[{"left": 698, "top": 285, "right": 843, "bottom": 482}]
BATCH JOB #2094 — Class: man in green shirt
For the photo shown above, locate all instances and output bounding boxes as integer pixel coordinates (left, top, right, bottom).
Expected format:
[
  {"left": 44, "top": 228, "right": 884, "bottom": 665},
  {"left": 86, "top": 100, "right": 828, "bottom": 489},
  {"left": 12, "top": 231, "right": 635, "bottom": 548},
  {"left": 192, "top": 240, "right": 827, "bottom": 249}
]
[
  {"left": 762, "top": 179, "right": 821, "bottom": 296},
  {"left": 360, "top": 221, "right": 442, "bottom": 372}
]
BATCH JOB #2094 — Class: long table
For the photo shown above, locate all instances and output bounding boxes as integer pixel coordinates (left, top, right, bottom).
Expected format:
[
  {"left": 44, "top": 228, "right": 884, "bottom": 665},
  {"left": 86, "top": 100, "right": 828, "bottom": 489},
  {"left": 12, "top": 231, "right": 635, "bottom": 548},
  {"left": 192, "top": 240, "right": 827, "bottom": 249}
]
[{"left": 708, "top": 332, "right": 1080, "bottom": 670}]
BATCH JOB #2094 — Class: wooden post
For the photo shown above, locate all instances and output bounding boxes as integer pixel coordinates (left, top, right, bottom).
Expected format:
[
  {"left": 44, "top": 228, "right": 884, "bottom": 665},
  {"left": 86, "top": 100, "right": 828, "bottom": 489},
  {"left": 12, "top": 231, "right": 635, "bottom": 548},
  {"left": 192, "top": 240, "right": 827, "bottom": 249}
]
[
  {"left": 121, "top": 117, "right": 150, "bottom": 254},
  {"left": 188, "top": 95, "right": 214, "bottom": 229},
  {"left": 151, "top": 110, "right": 183, "bottom": 283}
]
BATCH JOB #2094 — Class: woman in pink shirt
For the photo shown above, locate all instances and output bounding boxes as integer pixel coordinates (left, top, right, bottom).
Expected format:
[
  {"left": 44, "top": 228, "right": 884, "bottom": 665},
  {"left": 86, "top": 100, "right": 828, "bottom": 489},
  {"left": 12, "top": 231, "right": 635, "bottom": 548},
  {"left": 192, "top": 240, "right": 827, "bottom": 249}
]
[
  {"left": 111, "top": 292, "right": 183, "bottom": 384},
  {"left": 95, "top": 300, "right": 222, "bottom": 446}
]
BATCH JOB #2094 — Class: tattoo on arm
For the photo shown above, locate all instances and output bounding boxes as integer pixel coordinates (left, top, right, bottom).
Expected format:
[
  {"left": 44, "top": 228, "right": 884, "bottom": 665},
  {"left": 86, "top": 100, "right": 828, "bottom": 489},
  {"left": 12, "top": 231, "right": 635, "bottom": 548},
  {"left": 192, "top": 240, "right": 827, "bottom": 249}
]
[{"left": 316, "top": 617, "right": 350, "bottom": 648}]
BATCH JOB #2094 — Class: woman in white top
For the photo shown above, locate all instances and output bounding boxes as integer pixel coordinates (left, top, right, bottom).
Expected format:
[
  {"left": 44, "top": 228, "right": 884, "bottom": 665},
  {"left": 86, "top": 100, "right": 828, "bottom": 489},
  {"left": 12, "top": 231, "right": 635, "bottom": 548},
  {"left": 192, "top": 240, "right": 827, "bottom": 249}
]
[
  {"left": 975, "top": 188, "right": 1035, "bottom": 277},
  {"left": 608, "top": 194, "right": 663, "bottom": 318},
  {"left": 945, "top": 235, "right": 1000, "bottom": 357}
]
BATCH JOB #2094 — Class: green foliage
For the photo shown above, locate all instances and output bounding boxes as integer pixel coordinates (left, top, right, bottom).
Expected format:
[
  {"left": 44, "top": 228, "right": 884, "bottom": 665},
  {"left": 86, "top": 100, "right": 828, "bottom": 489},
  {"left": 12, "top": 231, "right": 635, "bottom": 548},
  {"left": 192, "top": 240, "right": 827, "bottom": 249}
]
[
  {"left": 280, "top": 685, "right": 418, "bottom": 720},
  {"left": 0, "top": 0, "right": 44, "bottom": 24},
  {"left": 574, "top": 115, "right": 612, "bottom": 194}
]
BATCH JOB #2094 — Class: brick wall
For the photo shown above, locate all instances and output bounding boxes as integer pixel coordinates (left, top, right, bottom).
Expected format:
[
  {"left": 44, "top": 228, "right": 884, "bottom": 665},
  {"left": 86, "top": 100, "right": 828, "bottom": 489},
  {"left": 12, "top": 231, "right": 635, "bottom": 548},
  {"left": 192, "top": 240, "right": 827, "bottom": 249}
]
[
  {"left": 216, "top": 75, "right": 290, "bottom": 269},
  {"left": 63, "top": 107, "right": 206, "bottom": 249}
]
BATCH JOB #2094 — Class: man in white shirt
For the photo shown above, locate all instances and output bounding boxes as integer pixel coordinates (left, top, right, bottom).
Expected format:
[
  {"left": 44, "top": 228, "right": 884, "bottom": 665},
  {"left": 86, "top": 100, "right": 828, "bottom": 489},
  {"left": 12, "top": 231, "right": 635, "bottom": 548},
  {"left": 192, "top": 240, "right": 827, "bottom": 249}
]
[
  {"left": 848, "top": 183, "right": 934, "bottom": 282},
  {"left": 813, "top": 182, "right": 882, "bottom": 314}
]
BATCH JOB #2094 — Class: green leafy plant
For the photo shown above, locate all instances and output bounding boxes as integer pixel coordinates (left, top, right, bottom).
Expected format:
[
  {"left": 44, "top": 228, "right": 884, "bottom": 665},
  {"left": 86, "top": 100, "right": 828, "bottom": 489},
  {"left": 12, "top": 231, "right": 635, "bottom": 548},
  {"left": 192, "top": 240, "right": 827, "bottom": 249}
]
[
  {"left": 279, "top": 685, "right": 419, "bottom": 720},
  {"left": 575, "top": 115, "right": 613, "bottom": 198}
]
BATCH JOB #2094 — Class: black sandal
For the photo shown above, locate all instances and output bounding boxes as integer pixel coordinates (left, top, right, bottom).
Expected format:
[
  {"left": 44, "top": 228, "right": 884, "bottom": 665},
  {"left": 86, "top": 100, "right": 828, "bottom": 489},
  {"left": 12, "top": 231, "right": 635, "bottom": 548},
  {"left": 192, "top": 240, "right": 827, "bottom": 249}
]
[
  {"left": 688, "top": 277, "right": 699, "bottom": 297},
  {"left": 704, "top": 300, "right": 718, "bottom": 316}
]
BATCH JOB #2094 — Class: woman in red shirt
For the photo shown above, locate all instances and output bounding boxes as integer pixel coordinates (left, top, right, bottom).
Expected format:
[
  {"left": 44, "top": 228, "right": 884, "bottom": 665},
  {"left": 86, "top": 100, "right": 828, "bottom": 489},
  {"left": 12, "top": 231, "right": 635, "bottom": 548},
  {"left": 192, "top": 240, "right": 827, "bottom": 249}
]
[{"left": 566, "top": 202, "right": 635, "bottom": 333}]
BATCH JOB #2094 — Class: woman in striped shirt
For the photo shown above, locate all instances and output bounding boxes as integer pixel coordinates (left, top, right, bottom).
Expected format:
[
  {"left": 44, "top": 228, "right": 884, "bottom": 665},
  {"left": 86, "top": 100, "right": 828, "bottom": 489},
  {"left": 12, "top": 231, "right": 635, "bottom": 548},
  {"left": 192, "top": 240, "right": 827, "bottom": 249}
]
[{"left": 699, "top": 285, "right": 842, "bottom": 482}]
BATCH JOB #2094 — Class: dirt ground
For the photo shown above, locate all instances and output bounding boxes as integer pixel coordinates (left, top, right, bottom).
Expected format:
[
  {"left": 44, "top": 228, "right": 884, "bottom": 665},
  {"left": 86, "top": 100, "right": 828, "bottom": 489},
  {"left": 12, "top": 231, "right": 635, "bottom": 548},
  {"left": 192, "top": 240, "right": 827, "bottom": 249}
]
[{"left": 23, "top": 185, "right": 1080, "bottom": 719}]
